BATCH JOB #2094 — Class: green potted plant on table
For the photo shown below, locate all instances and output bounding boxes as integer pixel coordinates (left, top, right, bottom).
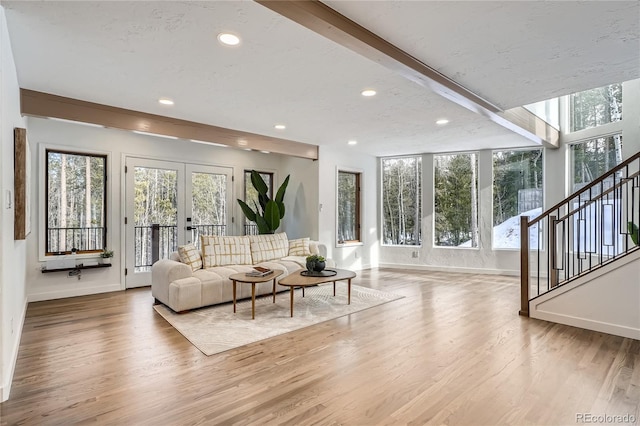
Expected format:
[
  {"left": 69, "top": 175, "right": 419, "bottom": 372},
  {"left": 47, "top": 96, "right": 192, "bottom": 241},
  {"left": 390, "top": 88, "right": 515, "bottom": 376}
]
[
  {"left": 100, "top": 249, "right": 114, "bottom": 265},
  {"left": 305, "top": 254, "right": 326, "bottom": 272}
]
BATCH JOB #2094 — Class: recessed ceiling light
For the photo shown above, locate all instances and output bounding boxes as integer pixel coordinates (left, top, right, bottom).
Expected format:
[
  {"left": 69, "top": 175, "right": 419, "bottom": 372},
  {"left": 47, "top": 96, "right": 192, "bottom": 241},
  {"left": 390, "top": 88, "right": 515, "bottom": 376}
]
[
  {"left": 158, "top": 98, "right": 174, "bottom": 106},
  {"left": 217, "top": 33, "right": 240, "bottom": 46},
  {"left": 436, "top": 119, "right": 450, "bottom": 125},
  {"left": 361, "top": 89, "right": 377, "bottom": 97},
  {"left": 260, "top": 150, "right": 270, "bottom": 154},
  {"left": 347, "top": 140, "right": 358, "bottom": 145},
  {"left": 274, "top": 124, "right": 286, "bottom": 130}
]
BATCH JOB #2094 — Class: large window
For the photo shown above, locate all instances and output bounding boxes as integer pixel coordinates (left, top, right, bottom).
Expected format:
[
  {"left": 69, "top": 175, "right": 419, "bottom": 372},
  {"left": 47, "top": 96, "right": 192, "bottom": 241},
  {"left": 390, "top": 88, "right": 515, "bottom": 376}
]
[
  {"left": 46, "top": 150, "right": 106, "bottom": 254},
  {"left": 570, "top": 83, "right": 622, "bottom": 132},
  {"left": 337, "top": 170, "right": 361, "bottom": 244},
  {"left": 492, "top": 149, "right": 543, "bottom": 249},
  {"left": 243, "top": 170, "right": 273, "bottom": 235},
  {"left": 570, "top": 134, "right": 623, "bottom": 194},
  {"left": 569, "top": 136, "right": 625, "bottom": 257},
  {"left": 381, "top": 156, "right": 422, "bottom": 245},
  {"left": 434, "top": 153, "right": 478, "bottom": 247}
]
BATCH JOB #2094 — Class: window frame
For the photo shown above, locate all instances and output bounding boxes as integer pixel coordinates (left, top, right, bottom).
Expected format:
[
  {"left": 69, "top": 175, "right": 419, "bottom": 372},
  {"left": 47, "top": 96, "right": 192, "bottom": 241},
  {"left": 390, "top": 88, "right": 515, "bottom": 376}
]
[
  {"left": 41, "top": 145, "right": 109, "bottom": 259},
  {"left": 568, "top": 133, "right": 623, "bottom": 194},
  {"left": 432, "top": 151, "right": 479, "bottom": 249},
  {"left": 567, "top": 83, "right": 622, "bottom": 134},
  {"left": 380, "top": 155, "right": 422, "bottom": 247},
  {"left": 242, "top": 170, "right": 274, "bottom": 235},
  {"left": 336, "top": 167, "right": 362, "bottom": 246},
  {"left": 491, "top": 147, "right": 544, "bottom": 251}
]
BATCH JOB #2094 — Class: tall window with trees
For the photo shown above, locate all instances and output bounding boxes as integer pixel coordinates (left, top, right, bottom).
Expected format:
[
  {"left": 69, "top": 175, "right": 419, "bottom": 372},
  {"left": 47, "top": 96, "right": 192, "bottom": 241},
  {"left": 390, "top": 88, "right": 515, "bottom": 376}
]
[
  {"left": 434, "top": 153, "right": 478, "bottom": 247},
  {"left": 244, "top": 171, "right": 272, "bottom": 235},
  {"left": 191, "top": 171, "right": 227, "bottom": 238},
  {"left": 571, "top": 135, "right": 623, "bottom": 194},
  {"left": 381, "top": 156, "right": 422, "bottom": 245},
  {"left": 46, "top": 150, "right": 106, "bottom": 254},
  {"left": 133, "top": 166, "right": 178, "bottom": 271},
  {"left": 570, "top": 83, "right": 622, "bottom": 132},
  {"left": 337, "top": 170, "right": 361, "bottom": 244},
  {"left": 492, "top": 149, "right": 543, "bottom": 249}
]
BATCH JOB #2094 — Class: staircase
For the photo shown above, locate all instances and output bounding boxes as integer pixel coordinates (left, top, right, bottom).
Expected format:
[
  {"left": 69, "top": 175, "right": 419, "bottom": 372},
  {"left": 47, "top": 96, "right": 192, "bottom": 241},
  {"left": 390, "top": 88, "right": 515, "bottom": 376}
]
[{"left": 519, "top": 151, "right": 640, "bottom": 338}]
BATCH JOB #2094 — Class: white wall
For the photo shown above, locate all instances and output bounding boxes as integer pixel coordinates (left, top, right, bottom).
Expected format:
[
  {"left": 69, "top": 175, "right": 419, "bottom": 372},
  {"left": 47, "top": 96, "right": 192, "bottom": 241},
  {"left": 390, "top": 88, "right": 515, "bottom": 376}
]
[
  {"left": 530, "top": 251, "right": 640, "bottom": 339},
  {"left": 317, "top": 145, "right": 379, "bottom": 270},
  {"left": 622, "top": 79, "right": 640, "bottom": 157},
  {"left": 280, "top": 156, "right": 319, "bottom": 240},
  {"left": 1, "top": 6, "right": 27, "bottom": 402},
  {"left": 24, "top": 117, "right": 319, "bottom": 301}
]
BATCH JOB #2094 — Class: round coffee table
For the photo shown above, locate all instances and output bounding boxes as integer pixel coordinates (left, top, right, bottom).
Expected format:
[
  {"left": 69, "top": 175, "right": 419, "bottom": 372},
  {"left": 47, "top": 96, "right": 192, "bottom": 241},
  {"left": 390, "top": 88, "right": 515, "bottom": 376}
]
[
  {"left": 277, "top": 268, "right": 356, "bottom": 317},
  {"left": 228, "top": 270, "right": 284, "bottom": 319}
]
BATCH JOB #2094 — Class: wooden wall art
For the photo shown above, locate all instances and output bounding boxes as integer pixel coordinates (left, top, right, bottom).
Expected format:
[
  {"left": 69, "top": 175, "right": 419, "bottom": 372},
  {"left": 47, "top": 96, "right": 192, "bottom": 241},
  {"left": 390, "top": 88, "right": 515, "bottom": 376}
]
[{"left": 14, "top": 127, "right": 31, "bottom": 240}]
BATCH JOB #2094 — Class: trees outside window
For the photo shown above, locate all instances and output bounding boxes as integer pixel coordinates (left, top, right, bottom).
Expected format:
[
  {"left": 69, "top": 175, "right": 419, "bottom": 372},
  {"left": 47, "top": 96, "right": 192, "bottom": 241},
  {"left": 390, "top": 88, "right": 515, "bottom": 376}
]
[
  {"left": 381, "top": 156, "right": 422, "bottom": 245},
  {"left": 244, "top": 171, "right": 272, "bottom": 235},
  {"left": 46, "top": 150, "right": 106, "bottom": 254},
  {"left": 492, "top": 149, "right": 543, "bottom": 249},
  {"left": 570, "top": 83, "right": 622, "bottom": 132},
  {"left": 191, "top": 171, "right": 227, "bottom": 241},
  {"left": 337, "top": 170, "right": 361, "bottom": 244},
  {"left": 571, "top": 134, "right": 623, "bottom": 194},
  {"left": 434, "top": 153, "right": 478, "bottom": 247},
  {"left": 133, "top": 166, "right": 178, "bottom": 270}
]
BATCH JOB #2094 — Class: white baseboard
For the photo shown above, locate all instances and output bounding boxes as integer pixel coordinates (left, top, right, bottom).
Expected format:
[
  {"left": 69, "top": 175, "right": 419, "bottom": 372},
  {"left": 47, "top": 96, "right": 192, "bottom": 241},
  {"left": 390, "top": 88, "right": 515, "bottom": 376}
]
[
  {"left": 377, "top": 262, "right": 519, "bottom": 276},
  {"left": 1, "top": 299, "right": 28, "bottom": 402},
  {"left": 355, "top": 263, "right": 372, "bottom": 271},
  {"left": 531, "top": 310, "right": 640, "bottom": 340},
  {"left": 333, "top": 263, "right": 372, "bottom": 272},
  {"left": 28, "top": 283, "right": 122, "bottom": 303}
]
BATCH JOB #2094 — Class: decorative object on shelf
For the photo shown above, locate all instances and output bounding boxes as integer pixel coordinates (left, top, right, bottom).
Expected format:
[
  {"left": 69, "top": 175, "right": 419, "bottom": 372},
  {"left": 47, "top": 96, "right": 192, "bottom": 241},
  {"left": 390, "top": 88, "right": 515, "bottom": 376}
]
[
  {"left": 300, "top": 269, "right": 337, "bottom": 277},
  {"left": 237, "top": 170, "right": 290, "bottom": 234},
  {"left": 629, "top": 221, "right": 639, "bottom": 246},
  {"left": 305, "top": 254, "right": 326, "bottom": 273},
  {"left": 100, "top": 248, "right": 114, "bottom": 264},
  {"left": 246, "top": 266, "right": 273, "bottom": 277}
]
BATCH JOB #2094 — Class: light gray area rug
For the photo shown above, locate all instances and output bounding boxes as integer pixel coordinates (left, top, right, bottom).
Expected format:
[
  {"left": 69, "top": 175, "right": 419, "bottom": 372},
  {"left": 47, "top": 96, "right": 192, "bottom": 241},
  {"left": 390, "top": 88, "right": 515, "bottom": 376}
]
[{"left": 154, "top": 284, "right": 403, "bottom": 356}]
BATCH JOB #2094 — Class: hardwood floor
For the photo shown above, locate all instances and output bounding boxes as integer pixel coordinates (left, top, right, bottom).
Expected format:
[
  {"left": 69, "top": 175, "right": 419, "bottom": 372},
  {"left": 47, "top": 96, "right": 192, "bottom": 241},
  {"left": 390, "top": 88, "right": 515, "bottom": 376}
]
[{"left": 1, "top": 268, "right": 638, "bottom": 425}]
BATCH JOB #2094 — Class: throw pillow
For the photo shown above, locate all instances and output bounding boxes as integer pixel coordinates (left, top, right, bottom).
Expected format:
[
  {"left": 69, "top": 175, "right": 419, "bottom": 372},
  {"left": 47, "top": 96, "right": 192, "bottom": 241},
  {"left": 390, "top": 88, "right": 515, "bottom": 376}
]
[
  {"left": 211, "top": 236, "right": 252, "bottom": 266},
  {"left": 201, "top": 235, "right": 217, "bottom": 268},
  {"left": 202, "top": 244, "right": 216, "bottom": 268},
  {"left": 288, "top": 237, "right": 311, "bottom": 256},
  {"left": 177, "top": 243, "right": 202, "bottom": 272},
  {"left": 248, "top": 232, "right": 289, "bottom": 264}
]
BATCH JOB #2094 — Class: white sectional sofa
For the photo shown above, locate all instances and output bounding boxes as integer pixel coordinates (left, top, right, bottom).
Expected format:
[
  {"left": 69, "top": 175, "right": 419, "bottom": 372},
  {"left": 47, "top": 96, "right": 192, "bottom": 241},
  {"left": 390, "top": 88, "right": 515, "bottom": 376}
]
[{"left": 151, "top": 233, "right": 333, "bottom": 312}]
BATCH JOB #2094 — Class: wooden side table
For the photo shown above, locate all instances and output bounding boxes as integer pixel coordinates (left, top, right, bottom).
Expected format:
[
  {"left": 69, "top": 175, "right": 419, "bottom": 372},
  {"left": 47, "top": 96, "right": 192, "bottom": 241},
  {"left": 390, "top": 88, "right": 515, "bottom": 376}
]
[{"left": 228, "top": 270, "right": 284, "bottom": 319}]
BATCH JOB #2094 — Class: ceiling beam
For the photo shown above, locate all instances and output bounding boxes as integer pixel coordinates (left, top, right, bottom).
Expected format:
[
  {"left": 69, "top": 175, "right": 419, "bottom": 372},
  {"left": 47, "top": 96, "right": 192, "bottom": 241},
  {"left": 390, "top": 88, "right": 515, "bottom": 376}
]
[
  {"left": 257, "top": 0, "right": 559, "bottom": 148},
  {"left": 20, "top": 89, "right": 319, "bottom": 160}
]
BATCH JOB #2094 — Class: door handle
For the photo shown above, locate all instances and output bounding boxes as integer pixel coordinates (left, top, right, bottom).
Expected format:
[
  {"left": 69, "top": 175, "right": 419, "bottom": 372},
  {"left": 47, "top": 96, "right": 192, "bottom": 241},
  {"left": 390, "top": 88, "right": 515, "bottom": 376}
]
[{"left": 186, "top": 226, "right": 193, "bottom": 231}]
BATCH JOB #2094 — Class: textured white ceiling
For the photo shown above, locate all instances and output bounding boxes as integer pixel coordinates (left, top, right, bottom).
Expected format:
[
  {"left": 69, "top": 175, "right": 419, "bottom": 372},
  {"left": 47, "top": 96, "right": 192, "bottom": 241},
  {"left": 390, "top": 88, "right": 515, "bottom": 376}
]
[
  {"left": 3, "top": 1, "right": 639, "bottom": 157},
  {"left": 326, "top": 0, "right": 640, "bottom": 109}
]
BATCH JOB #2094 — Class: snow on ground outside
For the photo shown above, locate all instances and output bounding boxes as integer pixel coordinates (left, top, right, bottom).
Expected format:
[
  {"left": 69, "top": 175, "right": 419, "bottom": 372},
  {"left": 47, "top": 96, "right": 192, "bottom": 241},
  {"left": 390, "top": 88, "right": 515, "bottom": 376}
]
[{"left": 456, "top": 208, "right": 542, "bottom": 248}]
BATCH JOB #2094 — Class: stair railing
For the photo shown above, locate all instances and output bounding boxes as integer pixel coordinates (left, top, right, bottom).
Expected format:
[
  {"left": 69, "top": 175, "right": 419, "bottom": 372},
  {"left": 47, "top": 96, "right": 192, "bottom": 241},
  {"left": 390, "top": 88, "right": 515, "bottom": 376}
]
[{"left": 520, "top": 151, "right": 640, "bottom": 316}]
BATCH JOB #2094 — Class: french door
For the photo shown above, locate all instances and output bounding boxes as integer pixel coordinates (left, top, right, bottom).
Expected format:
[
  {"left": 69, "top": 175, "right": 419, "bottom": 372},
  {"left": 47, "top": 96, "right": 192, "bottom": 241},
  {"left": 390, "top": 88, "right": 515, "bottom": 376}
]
[{"left": 124, "top": 157, "right": 233, "bottom": 288}]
